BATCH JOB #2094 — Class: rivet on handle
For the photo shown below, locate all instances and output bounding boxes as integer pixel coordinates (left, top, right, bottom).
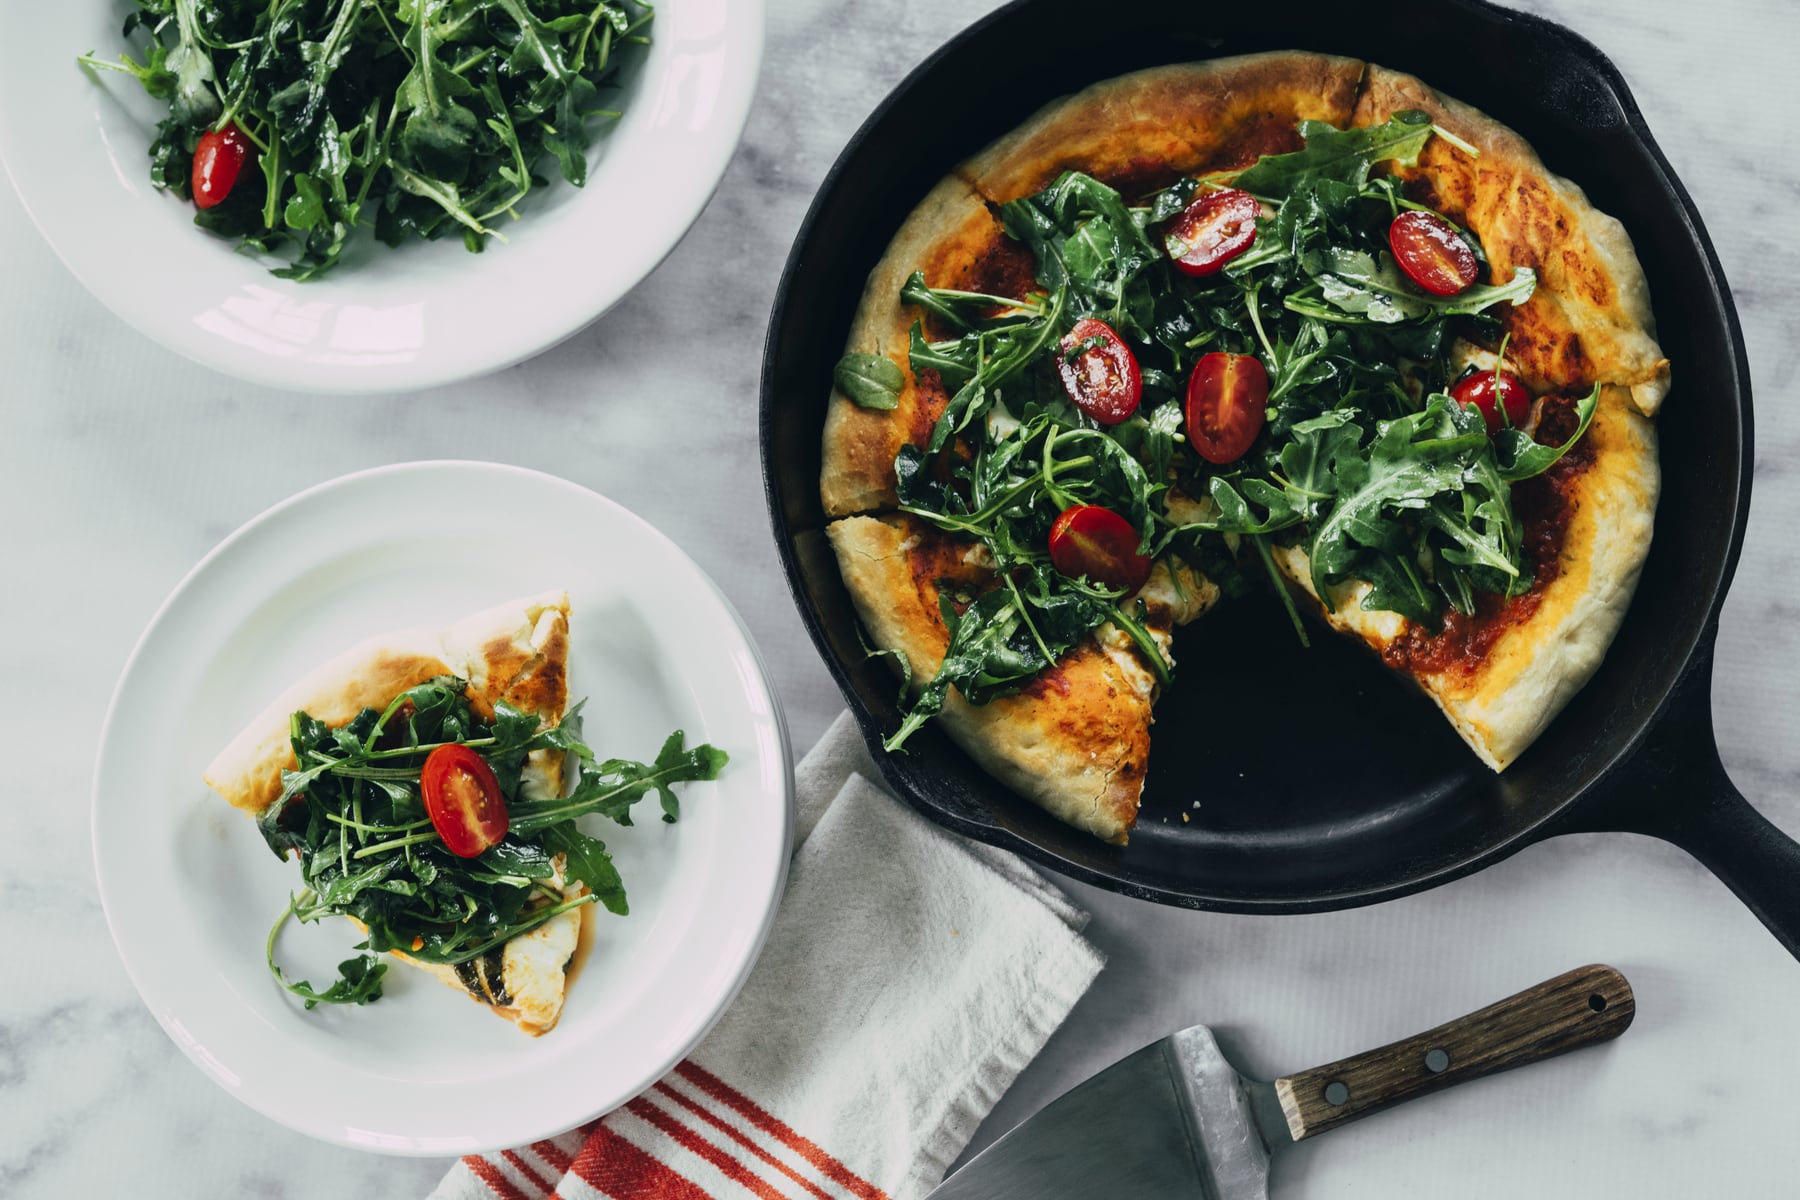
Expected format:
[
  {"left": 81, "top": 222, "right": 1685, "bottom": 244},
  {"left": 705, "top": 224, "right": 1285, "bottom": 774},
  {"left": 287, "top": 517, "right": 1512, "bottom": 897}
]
[
  {"left": 1424, "top": 1048, "right": 1450, "bottom": 1073},
  {"left": 1324, "top": 1081, "right": 1349, "bottom": 1106}
]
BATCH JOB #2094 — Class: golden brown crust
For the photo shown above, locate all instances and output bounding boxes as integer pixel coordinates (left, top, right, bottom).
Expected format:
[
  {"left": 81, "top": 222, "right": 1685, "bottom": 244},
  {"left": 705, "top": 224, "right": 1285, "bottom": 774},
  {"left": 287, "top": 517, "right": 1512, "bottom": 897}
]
[
  {"left": 1352, "top": 67, "right": 1669, "bottom": 415},
  {"left": 827, "top": 514, "right": 1152, "bottom": 841},
  {"left": 202, "top": 591, "right": 572, "bottom": 815},
  {"left": 821, "top": 177, "right": 1003, "bottom": 518},
  {"left": 958, "top": 53, "right": 1368, "bottom": 203}
]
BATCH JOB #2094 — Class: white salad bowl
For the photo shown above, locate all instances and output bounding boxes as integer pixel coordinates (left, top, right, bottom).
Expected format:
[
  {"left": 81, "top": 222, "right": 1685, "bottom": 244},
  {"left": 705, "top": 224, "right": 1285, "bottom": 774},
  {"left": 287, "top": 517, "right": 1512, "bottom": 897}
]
[
  {"left": 0, "top": 2, "right": 762, "bottom": 394},
  {"left": 92, "top": 462, "right": 792, "bottom": 1153}
]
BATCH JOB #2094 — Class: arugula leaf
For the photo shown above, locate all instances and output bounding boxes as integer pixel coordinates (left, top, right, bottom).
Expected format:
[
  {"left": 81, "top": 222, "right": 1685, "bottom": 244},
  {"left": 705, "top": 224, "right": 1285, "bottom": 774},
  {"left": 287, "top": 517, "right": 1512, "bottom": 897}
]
[
  {"left": 266, "top": 897, "right": 388, "bottom": 1009},
  {"left": 1293, "top": 250, "right": 1537, "bottom": 325},
  {"left": 1495, "top": 384, "right": 1599, "bottom": 481},
  {"left": 538, "top": 821, "right": 628, "bottom": 914},
  {"left": 1232, "top": 111, "right": 1434, "bottom": 199},
  {"left": 834, "top": 353, "right": 904, "bottom": 411},
  {"left": 510, "top": 730, "right": 729, "bottom": 832}
]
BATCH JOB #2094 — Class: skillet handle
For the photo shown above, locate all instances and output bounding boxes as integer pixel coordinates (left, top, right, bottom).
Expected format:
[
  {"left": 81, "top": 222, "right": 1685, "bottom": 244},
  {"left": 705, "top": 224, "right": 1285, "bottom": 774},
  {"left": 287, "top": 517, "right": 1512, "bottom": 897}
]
[{"left": 1560, "top": 641, "right": 1800, "bottom": 959}]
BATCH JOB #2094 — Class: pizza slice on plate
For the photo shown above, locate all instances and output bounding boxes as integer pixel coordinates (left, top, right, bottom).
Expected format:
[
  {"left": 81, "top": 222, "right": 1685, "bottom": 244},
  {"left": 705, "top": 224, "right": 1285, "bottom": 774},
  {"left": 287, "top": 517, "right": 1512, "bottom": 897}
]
[
  {"left": 819, "top": 52, "right": 1667, "bottom": 840},
  {"left": 204, "top": 591, "right": 586, "bottom": 1035}
]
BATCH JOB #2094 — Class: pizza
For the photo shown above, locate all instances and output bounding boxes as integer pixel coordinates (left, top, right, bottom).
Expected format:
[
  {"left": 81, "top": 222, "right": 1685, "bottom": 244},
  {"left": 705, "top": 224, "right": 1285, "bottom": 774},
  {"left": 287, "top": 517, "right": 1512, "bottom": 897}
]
[
  {"left": 204, "top": 591, "right": 583, "bottom": 1033},
  {"left": 203, "top": 591, "right": 727, "bottom": 1033},
  {"left": 819, "top": 53, "right": 1666, "bottom": 842}
]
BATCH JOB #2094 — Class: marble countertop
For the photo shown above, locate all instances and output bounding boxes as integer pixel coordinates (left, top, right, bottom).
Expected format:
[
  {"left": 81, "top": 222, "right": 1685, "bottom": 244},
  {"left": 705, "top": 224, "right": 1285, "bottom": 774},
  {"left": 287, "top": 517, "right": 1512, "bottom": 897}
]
[{"left": 4, "top": 0, "right": 1796, "bottom": 1195}]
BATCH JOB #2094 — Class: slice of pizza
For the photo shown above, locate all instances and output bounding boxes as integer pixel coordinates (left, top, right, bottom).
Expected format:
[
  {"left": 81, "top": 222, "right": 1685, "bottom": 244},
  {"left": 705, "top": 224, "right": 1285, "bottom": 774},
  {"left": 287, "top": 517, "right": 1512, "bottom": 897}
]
[
  {"left": 1259, "top": 67, "right": 1665, "bottom": 769},
  {"left": 203, "top": 591, "right": 585, "bottom": 1035},
  {"left": 827, "top": 514, "right": 1216, "bottom": 841}
]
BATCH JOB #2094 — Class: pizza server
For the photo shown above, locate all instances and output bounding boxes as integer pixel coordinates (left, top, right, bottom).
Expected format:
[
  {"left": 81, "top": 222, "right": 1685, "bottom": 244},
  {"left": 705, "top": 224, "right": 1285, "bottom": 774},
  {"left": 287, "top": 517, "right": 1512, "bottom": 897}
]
[{"left": 927, "top": 964, "right": 1633, "bottom": 1199}]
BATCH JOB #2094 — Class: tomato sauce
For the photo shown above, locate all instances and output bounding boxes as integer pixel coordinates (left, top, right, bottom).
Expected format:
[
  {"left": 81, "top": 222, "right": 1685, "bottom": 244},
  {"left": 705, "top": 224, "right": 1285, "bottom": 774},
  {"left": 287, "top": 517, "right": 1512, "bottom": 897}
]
[
  {"left": 1192, "top": 113, "right": 1306, "bottom": 179},
  {"left": 1098, "top": 156, "right": 1189, "bottom": 200},
  {"left": 1382, "top": 395, "right": 1597, "bottom": 678},
  {"left": 911, "top": 368, "right": 951, "bottom": 446},
  {"left": 924, "top": 236, "right": 1040, "bottom": 341},
  {"left": 1022, "top": 662, "right": 1074, "bottom": 700}
]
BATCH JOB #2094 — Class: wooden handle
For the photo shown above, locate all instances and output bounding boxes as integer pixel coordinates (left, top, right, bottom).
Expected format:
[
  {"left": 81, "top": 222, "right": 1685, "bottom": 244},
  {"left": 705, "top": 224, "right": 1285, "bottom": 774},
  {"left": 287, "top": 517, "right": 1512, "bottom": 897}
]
[{"left": 1272, "top": 964, "right": 1634, "bottom": 1141}]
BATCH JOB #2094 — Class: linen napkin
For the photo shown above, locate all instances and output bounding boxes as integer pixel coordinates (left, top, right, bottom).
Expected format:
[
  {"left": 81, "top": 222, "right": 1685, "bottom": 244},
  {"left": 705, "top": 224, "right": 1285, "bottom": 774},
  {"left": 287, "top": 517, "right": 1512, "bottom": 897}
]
[{"left": 430, "top": 712, "right": 1105, "bottom": 1200}]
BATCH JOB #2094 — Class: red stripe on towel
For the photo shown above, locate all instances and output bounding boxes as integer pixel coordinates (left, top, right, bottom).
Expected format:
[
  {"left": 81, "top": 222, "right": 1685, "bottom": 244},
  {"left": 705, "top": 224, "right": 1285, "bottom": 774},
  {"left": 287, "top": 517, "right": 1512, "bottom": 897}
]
[{"left": 672, "top": 1063, "right": 888, "bottom": 1200}]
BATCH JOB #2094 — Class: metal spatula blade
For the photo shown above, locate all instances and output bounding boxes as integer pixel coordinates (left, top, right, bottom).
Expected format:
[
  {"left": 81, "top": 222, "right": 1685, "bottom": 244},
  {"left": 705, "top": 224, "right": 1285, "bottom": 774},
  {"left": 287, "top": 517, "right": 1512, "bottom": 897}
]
[{"left": 928, "top": 965, "right": 1634, "bottom": 1200}]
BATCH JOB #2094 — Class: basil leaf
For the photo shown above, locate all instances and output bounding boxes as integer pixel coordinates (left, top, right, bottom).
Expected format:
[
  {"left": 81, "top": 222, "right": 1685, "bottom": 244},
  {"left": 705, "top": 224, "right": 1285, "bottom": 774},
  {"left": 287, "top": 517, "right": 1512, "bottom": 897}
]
[{"left": 833, "top": 352, "right": 905, "bottom": 411}]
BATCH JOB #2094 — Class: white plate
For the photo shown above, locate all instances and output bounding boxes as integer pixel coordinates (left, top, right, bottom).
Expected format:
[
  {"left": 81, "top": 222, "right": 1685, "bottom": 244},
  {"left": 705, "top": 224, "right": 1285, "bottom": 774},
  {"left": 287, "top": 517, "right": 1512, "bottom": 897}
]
[
  {"left": 92, "top": 462, "right": 792, "bottom": 1154},
  {"left": 0, "top": 2, "right": 762, "bottom": 394}
]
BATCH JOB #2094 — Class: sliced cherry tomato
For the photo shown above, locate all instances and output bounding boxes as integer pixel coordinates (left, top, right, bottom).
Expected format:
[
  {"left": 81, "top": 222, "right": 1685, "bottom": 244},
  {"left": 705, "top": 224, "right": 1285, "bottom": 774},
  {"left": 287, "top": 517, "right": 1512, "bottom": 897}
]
[
  {"left": 1451, "top": 368, "right": 1532, "bottom": 434},
  {"left": 420, "top": 744, "right": 509, "bottom": 858},
  {"left": 1164, "top": 188, "right": 1260, "bottom": 277},
  {"left": 1388, "top": 210, "right": 1479, "bottom": 297},
  {"left": 1184, "top": 351, "right": 1269, "bottom": 465},
  {"left": 1056, "top": 317, "right": 1142, "bottom": 425},
  {"left": 1048, "top": 504, "right": 1153, "bottom": 594},
  {"left": 192, "top": 124, "right": 254, "bottom": 211}
]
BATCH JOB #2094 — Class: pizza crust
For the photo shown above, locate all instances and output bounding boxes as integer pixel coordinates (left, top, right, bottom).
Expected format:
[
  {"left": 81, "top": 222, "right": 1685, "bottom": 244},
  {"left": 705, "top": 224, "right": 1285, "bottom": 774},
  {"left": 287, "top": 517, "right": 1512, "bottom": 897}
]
[
  {"left": 202, "top": 590, "right": 572, "bottom": 815},
  {"left": 1352, "top": 67, "right": 1670, "bottom": 416},
  {"left": 1273, "top": 385, "right": 1658, "bottom": 769},
  {"left": 957, "top": 53, "right": 1368, "bottom": 203},
  {"left": 821, "top": 177, "right": 1005, "bottom": 518}
]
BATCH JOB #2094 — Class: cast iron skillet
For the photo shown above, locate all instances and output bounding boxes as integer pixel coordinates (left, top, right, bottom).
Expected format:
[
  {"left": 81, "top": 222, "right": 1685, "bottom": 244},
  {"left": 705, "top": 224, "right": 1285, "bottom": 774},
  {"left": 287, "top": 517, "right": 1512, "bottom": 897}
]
[{"left": 761, "top": 0, "right": 1800, "bottom": 956}]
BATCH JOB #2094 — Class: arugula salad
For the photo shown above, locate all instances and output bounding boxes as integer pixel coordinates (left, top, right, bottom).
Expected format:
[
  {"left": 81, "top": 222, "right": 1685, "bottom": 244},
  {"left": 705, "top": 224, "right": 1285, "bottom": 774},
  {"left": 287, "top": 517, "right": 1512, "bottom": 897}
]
[
  {"left": 259, "top": 676, "right": 725, "bottom": 1008},
  {"left": 79, "top": 0, "right": 653, "bottom": 279},
  {"left": 836, "top": 112, "right": 1598, "bottom": 749}
]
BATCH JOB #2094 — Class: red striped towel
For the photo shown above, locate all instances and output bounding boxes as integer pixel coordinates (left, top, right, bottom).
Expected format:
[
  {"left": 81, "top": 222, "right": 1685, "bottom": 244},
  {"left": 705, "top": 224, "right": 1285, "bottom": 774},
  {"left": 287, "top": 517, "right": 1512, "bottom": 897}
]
[{"left": 431, "top": 714, "right": 1105, "bottom": 1200}]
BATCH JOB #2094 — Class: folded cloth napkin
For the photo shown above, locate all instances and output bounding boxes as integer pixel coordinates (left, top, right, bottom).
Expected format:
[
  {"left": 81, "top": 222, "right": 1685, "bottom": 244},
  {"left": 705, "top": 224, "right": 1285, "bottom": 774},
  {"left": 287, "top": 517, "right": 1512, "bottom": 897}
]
[{"left": 431, "top": 712, "right": 1105, "bottom": 1200}]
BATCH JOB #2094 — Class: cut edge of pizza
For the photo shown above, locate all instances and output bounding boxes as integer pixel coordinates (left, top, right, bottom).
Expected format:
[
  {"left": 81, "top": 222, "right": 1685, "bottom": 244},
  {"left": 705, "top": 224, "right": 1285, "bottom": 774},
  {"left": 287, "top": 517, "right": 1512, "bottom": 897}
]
[
  {"left": 826, "top": 513, "right": 1216, "bottom": 842},
  {"left": 1271, "top": 383, "right": 1658, "bottom": 771},
  {"left": 202, "top": 590, "right": 585, "bottom": 1035}
]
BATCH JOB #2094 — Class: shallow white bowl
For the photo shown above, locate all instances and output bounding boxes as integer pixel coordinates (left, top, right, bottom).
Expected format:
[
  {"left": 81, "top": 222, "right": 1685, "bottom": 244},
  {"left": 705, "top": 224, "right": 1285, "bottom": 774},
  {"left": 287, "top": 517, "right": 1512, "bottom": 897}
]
[
  {"left": 0, "top": 3, "right": 762, "bottom": 393},
  {"left": 92, "top": 462, "right": 792, "bottom": 1153}
]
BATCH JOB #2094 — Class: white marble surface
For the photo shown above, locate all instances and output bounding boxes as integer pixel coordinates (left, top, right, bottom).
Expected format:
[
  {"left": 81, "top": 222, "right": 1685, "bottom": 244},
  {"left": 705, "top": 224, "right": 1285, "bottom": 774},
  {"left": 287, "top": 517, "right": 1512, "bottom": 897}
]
[{"left": 3, "top": 0, "right": 1797, "bottom": 1195}]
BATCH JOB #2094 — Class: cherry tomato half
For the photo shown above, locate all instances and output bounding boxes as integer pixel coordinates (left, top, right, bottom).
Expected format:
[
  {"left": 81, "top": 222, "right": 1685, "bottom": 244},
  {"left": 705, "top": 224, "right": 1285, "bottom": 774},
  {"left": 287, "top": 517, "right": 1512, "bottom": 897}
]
[
  {"left": 1450, "top": 368, "right": 1532, "bottom": 434},
  {"left": 1164, "top": 188, "right": 1260, "bottom": 277},
  {"left": 1056, "top": 317, "right": 1142, "bottom": 425},
  {"left": 1048, "top": 504, "right": 1153, "bottom": 594},
  {"left": 1388, "top": 210, "right": 1479, "bottom": 297},
  {"left": 420, "top": 744, "right": 509, "bottom": 859},
  {"left": 1185, "top": 352, "right": 1269, "bottom": 465},
  {"left": 192, "top": 124, "right": 254, "bottom": 211}
]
